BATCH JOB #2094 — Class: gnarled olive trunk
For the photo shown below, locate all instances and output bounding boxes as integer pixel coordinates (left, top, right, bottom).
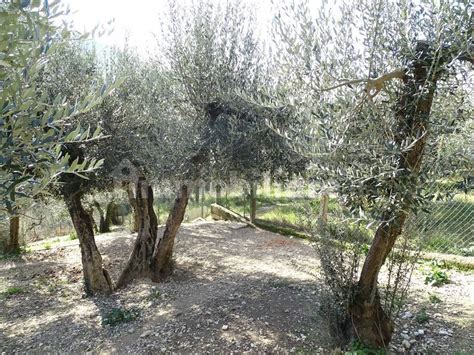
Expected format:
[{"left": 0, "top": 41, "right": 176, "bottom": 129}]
[
  {"left": 105, "top": 201, "right": 121, "bottom": 228},
  {"left": 93, "top": 201, "right": 108, "bottom": 233},
  {"left": 5, "top": 214, "right": 20, "bottom": 254},
  {"left": 149, "top": 184, "right": 190, "bottom": 282},
  {"left": 349, "top": 42, "right": 438, "bottom": 347},
  {"left": 126, "top": 183, "right": 140, "bottom": 233},
  {"left": 65, "top": 193, "right": 113, "bottom": 295},
  {"left": 86, "top": 206, "right": 98, "bottom": 233},
  {"left": 116, "top": 179, "right": 158, "bottom": 289}
]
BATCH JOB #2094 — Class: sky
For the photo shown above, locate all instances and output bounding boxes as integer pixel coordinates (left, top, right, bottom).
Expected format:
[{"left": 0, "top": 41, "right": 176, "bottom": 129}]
[{"left": 62, "top": 0, "right": 277, "bottom": 56}]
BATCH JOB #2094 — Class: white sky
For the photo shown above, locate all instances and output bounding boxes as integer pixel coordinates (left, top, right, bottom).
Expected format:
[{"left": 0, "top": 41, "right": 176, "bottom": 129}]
[{"left": 62, "top": 0, "right": 278, "bottom": 56}]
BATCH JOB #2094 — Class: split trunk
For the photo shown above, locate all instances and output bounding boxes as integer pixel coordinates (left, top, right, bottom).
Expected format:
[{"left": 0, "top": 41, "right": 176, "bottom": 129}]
[
  {"left": 149, "top": 184, "right": 190, "bottom": 282},
  {"left": 116, "top": 179, "right": 158, "bottom": 289}
]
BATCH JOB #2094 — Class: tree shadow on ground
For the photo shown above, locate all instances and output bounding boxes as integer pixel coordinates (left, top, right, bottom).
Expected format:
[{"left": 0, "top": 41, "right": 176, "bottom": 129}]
[{"left": 1, "top": 221, "right": 472, "bottom": 353}]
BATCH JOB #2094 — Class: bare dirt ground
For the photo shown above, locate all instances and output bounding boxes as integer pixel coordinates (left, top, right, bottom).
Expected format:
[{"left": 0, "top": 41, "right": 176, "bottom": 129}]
[{"left": 1, "top": 220, "right": 473, "bottom": 354}]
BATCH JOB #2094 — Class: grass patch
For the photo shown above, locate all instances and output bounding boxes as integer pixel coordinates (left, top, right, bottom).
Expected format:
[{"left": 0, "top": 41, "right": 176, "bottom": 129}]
[
  {"left": 258, "top": 204, "right": 300, "bottom": 226},
  {"left": 1, "top": 286, "right": 25, "bottom": 299},
  {"left": 102, "top": 307, "right": 140, "bottom": 326}
]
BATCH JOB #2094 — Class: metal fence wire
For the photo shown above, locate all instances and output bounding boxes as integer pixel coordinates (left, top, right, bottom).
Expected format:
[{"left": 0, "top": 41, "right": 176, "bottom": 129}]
[{"left": 408, "top": 181, "right": 473, "bottom": 257}]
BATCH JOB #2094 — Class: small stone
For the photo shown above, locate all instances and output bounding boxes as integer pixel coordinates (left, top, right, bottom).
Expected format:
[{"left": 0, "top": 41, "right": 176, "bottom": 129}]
[
  {"left": 401, "top": 333, "right": 410, "bottom": 340},
  {"left": 416, "top": 329, "right": 425, "bottom": 336},
  {"left": 402, "top": 311, "right": 413, "bottom": 319},
  {"left": 127, "top": 328, "right": 135, "bottom": 334},
  {"left": 439, "top": 329, "right": 451, "bottom": 336},
  {"left": 222, "top": 325, "right": 229, "bottom": 330},
  {"left": 140, "top": 330, "right": 152, "bottom": 338},
  {"left": 402, "top": 340, "right": 411, "bottom": 349}
]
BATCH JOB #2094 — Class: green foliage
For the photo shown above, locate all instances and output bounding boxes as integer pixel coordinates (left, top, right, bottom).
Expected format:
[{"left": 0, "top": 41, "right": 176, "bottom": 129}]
[
  {"left": 1, "top": 286, "right": 25, "bottom": 299},
  {"left": 102, "top": 307, "right": 140, "bottom": 326},
  {"left": 346, "top": 340, "right": 386, "bottom": 355},
  {"left": 0, "top": 1, "right": 110, "bottom": 214},
  {"left": 424, "top": 261, "right": 450, "bottom": 287},
  {"left": 415, "top": 307, "right": 430, "bottom": 324},
  {"left": 69, "top": 231, "right": 77, "bottom": 240},
  {"left": 149, "top": 287, "right": 161, "bottom": 300},
  {"left": 42, "top": 242, "right": 52, "bottom": 250}
]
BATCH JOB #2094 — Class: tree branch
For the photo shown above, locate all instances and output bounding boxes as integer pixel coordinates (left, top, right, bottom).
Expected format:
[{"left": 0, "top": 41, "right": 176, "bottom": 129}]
[{"left": 321, "top": 69, "right": 406, "bottom": 97}]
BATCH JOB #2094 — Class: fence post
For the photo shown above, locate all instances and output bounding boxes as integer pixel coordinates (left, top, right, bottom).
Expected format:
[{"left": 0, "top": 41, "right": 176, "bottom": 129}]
[{"left": 320, "top": 192, "right": 328, "bottom": 227}]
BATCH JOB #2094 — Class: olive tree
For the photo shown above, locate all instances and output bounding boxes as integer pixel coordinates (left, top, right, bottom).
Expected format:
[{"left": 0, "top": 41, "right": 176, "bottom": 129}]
[
  {"left": 273, "top": 0, "right": 472, "bottom": 347},
  {"left": 38, "top": 39, "right": 127, "bottom": 294},
  {"left": 116, "top": 0, "right": 307, "bottom": 287},
  {"left": 0, "top": 1, "right": 104, "bottom": 253}
]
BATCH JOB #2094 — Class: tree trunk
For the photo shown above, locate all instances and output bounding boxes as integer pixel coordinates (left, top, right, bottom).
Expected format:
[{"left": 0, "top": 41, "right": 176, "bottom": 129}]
[
  {"left": 249, "top": 181, "right": 257, "bottom": 224},
  {"left": 215, "top": 184, "right": 222, "bottom": 204},
  {"left": 5, "top": 214, "right": 20, "bottom": 254},
  {"left": 65, "top": 193, "right": 113, "bottom": 295},
  {"left": 116, "top": 179, "right": 158, "bottom": 289},
  {"left": 87, "top": 206, "right": 98, "bottom": 233},
  {"left": 349, "top": 42, "right": 439, "bottom": 347},
  {"left": 93, "top": 201, "right": 108, "bottom": 233},
  {"left": 194, "top": 185, "right": 200, "bottom": 204},
  {"left": 149, "top": 184, "right": 190, "bottom": 282},
  {"left": 126, "top": 183, "right": 140, "bottom": 233},
  {"left": 105, "top": 202, "right": 121, "bottom": 226}
]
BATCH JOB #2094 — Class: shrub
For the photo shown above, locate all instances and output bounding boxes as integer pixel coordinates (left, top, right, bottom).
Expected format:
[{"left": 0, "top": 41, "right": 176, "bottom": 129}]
[
  {"left": 424, "top": 261, "right": 449, "bottom": 287},
  {"left": 149, "top": 287, "right": 161, "bottom": 300},
  {"left": 415, "top": 307, "right": 430, "bottom": 324},
  {"left": 102, "top": 307, "right": 140, "bottom": 326}
]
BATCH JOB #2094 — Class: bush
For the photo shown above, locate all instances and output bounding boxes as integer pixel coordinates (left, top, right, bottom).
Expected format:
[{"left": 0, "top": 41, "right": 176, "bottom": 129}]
[
  {"left": 149, "top": 287, "right": 161, "bottom": 300},
  {"left": 102, "top": 307, "right": 140, "bottom": 326},
  {"left": 424, "top": 261, "right": 449, "bottom": 287},
  {"left": 415, "top": 307, "right": 430, "bottom": 324}
]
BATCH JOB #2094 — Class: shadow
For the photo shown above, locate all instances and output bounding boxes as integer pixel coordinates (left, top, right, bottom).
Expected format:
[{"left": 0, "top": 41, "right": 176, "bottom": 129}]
[{"left": 1, "top": 221, "right": 472, "bottom": 353}]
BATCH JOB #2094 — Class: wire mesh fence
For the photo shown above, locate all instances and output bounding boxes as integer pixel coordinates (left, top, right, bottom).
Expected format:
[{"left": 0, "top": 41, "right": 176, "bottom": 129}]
[{"left": 409, "top": 186, "right": 473, "bottom": 256}]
